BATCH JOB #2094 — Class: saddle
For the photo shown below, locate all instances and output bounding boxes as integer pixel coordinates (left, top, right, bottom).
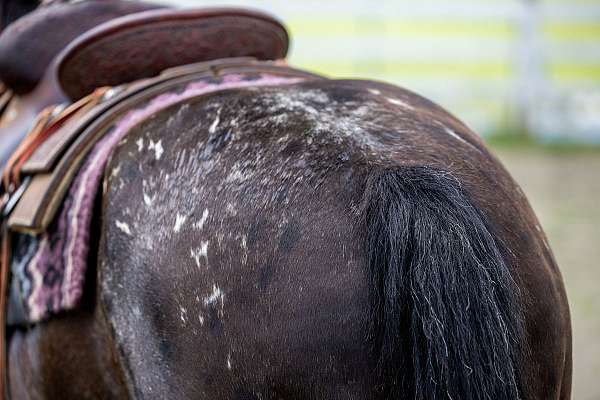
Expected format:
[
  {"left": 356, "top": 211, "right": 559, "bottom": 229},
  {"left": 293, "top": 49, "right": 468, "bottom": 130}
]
[
  {"left": 0, "top": 0, "right": 165, "bottom": 94},
  {"left": 0, "top": 2, "right": 322, "bottom": 398},
  {"left": 0, "top": 4, "right": 291, "bottom": 168}
]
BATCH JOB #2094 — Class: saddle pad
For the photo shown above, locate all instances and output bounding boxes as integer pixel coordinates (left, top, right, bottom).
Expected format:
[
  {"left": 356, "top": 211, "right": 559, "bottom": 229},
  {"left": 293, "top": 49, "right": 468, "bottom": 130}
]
[{"left": 8, "top": 72, "right": 308, "bottom": 324}]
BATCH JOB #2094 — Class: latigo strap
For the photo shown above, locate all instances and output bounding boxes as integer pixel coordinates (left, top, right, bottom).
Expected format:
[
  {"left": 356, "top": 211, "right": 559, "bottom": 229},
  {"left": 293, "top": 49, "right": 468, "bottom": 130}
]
[{"left": 1, "top": 88, "right": 108, "bottom": 193}]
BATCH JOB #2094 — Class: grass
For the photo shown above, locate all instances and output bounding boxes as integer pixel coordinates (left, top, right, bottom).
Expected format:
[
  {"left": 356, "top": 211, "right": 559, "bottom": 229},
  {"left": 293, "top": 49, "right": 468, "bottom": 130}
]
[{"left": 485, "top": 131, "right": 600, "bottom": 155}]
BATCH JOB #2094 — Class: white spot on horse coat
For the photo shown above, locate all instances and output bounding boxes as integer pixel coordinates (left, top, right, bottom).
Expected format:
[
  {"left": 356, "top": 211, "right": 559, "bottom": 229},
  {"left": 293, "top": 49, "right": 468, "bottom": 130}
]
[
  {"left": 193, "top": 209, "right": 209, "bottom": 230},
  {"left": 132, "top": 305, "right": 142, "bottom": 318},
  {"left": 444, "top": 127, "right": 468, "bottom": 145},
  {"left": 149, "top": 139, "right": 164, "bottom": 160},
  {"left": 368, "top": 88, "right": 381, "bottom": 95},
  {"left": 136, "top": 138, "right": 144, "bottom": 152},
  {"left": 180, "top": 307, "right": 188, "bottom": 324},
  {"left": 240, "top": 234, "right": 248, "bottom": 265},
  {"left": 515, "top": 185, "right": 526, "bottom": 199},
  {"left": 226, "top": 353, "right": 232, "bottom": 370},
  {"left": 209, "top": 108, "right": 221, "bottom": 134},
  {"left": 543, "top": 237, "right": 551, "bottom": 252},
  {"left": 204, "top": 284, "right": 225, "bottom": 310},
  {"left": 110, "top": 165, "right": 121, "bottom": 178},
  {"left": 386, "top": 97, "right": 414, "bottom": 110},
  {"left": 143, "top": 192, "right": 153, "bottom": 206},
  {"left": 174, "top": 213, "right": 187, "bottom": 232},
  {"left": 115, "top": 220, "right": 132, "bottom": 235},
  {"left": 191, "top": 241, "right": 209, "bottom": 268},
  {"left": 225, "top": 202, "right": 237, "bottom": 216}
]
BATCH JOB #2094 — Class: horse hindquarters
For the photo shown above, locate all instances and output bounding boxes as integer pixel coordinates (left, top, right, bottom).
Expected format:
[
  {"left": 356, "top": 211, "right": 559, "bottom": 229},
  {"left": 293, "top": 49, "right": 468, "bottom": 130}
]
[{"left": 363, "top": 166, "right": 523, "bottom": 400}]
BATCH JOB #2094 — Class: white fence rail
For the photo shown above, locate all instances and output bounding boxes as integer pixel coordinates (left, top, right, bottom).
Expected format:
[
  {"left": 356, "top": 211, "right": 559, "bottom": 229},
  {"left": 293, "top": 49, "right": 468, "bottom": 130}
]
[{"left": 169, "top": 0, "right": 600, "bottom": 142}]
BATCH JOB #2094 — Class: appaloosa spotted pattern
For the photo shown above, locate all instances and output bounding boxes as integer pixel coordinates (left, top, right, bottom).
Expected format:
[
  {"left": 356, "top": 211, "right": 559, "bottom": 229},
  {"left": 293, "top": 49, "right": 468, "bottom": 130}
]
[{"left": 8, "top": 73, "right": 306, "bottom": 324}]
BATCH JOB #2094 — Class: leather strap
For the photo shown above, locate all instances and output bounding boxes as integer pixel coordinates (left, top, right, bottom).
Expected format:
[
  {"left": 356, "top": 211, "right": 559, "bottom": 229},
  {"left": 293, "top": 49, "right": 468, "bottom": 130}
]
[
  {"left": 1, "top": 88, "right": 108, "bottom": 193},
  {"left": 1, "top": 107, "right": 54, "bottom": 191}
]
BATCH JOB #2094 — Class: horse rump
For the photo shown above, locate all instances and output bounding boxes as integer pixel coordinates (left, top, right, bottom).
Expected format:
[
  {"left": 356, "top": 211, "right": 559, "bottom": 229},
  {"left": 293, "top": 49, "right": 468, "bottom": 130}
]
[{"left": 363, "top": 166, "right": 523, "bottom": 400}]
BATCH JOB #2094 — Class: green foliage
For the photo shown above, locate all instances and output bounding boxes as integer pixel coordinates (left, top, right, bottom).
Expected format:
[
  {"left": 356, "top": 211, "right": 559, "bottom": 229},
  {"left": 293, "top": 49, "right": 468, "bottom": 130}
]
[{"left": 486, "top": 131, "right": 600, "bottom": 155}]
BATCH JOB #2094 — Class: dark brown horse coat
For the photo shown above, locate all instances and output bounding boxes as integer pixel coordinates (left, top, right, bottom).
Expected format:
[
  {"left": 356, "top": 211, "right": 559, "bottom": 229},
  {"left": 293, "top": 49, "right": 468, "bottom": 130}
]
[{"left": 8, "top": 79, "right": 571, "bottom": 399}]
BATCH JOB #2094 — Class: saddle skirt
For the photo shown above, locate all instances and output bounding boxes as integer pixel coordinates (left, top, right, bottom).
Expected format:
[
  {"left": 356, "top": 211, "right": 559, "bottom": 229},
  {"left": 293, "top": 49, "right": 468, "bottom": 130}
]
[{"left": 2, "top": 59, "right": 322, "bottom": 325}]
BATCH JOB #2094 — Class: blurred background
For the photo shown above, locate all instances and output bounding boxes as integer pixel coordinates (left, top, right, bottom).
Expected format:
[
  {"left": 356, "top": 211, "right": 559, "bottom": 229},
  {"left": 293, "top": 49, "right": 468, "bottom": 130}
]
[
  {"left": 172, "top": 0, "right": 600, "bottom": 143},
  {"left": 173, "top": 0, "right": 600, "bottom": 397}
]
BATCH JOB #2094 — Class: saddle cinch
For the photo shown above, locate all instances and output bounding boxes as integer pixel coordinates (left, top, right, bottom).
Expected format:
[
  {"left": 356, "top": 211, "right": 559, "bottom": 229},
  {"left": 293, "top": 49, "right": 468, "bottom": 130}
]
[{"left": 0, "top": 2, "right": 323, "bottom": 396}]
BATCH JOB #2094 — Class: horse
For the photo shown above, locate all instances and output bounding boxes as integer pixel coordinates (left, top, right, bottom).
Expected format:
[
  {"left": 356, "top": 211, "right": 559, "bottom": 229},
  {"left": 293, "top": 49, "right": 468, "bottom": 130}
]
[{"left": 1, "top": 1, "right": 571, "bottom": 399}]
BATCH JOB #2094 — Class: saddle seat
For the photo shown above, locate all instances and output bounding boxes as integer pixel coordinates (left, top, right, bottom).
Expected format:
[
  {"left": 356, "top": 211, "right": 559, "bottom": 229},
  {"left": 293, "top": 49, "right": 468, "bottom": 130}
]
[
  {"left": 57, "top": 7, "right": 291, "bottom": 101},
  {"left": 0, "top": 0, "right": 164, "bottom": 94}
]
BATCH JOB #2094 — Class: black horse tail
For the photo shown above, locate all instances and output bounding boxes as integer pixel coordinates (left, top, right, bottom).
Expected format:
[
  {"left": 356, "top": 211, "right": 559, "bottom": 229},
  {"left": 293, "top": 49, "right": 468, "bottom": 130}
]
[{"left": 364, "top": 166, "right": 523, "bottom": 400}]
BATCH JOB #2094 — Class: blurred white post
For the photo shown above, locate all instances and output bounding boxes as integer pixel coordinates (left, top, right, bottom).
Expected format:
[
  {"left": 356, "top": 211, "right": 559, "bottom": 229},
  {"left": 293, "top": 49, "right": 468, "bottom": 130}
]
[{"left": 514, "top": 0, "right": 545, "bottom": 136}]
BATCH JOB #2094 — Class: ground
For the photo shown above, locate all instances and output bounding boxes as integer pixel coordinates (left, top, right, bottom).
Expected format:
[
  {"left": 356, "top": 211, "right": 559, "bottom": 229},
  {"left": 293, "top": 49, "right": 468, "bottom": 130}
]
[{"left": 492, "top": 145, "right": 600, "bottom": 400}]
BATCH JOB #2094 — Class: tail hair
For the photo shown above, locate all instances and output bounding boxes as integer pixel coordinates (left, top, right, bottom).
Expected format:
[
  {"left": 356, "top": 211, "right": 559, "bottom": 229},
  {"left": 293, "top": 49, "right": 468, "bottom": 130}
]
[{"left": 363, "top": 166, "right": 523, "bottom": 400}]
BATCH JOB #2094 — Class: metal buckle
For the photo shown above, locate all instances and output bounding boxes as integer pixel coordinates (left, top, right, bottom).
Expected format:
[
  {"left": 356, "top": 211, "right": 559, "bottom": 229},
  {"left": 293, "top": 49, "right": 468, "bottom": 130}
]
[
  {"left": 101, "top": 86, "right": 123, "bottom": 101},
  {"left": 1, "top": 177, "right": 31, "bottom": 219},
  {"left": 49, "top": 103, "right": 67, "bottom": 120}
]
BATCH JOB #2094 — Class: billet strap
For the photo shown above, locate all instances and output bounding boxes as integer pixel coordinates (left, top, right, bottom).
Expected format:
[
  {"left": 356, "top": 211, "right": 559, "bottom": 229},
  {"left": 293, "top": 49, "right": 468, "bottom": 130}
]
[
  {"left": 0, "top": 87, "right": 109, "bottom": 194},
  {"left": 1, "top": 107, "right": 54, "bottom": 191}
]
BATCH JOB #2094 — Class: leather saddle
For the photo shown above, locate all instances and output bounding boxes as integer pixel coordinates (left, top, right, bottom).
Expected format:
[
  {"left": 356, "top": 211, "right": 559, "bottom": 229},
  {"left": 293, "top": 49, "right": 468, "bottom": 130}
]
[
  {"left": 0, "top": 0, "right": 165, "bottom": 95},
  {"left": 0, "top": 2, "right": 290, "bottom": 169}
]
